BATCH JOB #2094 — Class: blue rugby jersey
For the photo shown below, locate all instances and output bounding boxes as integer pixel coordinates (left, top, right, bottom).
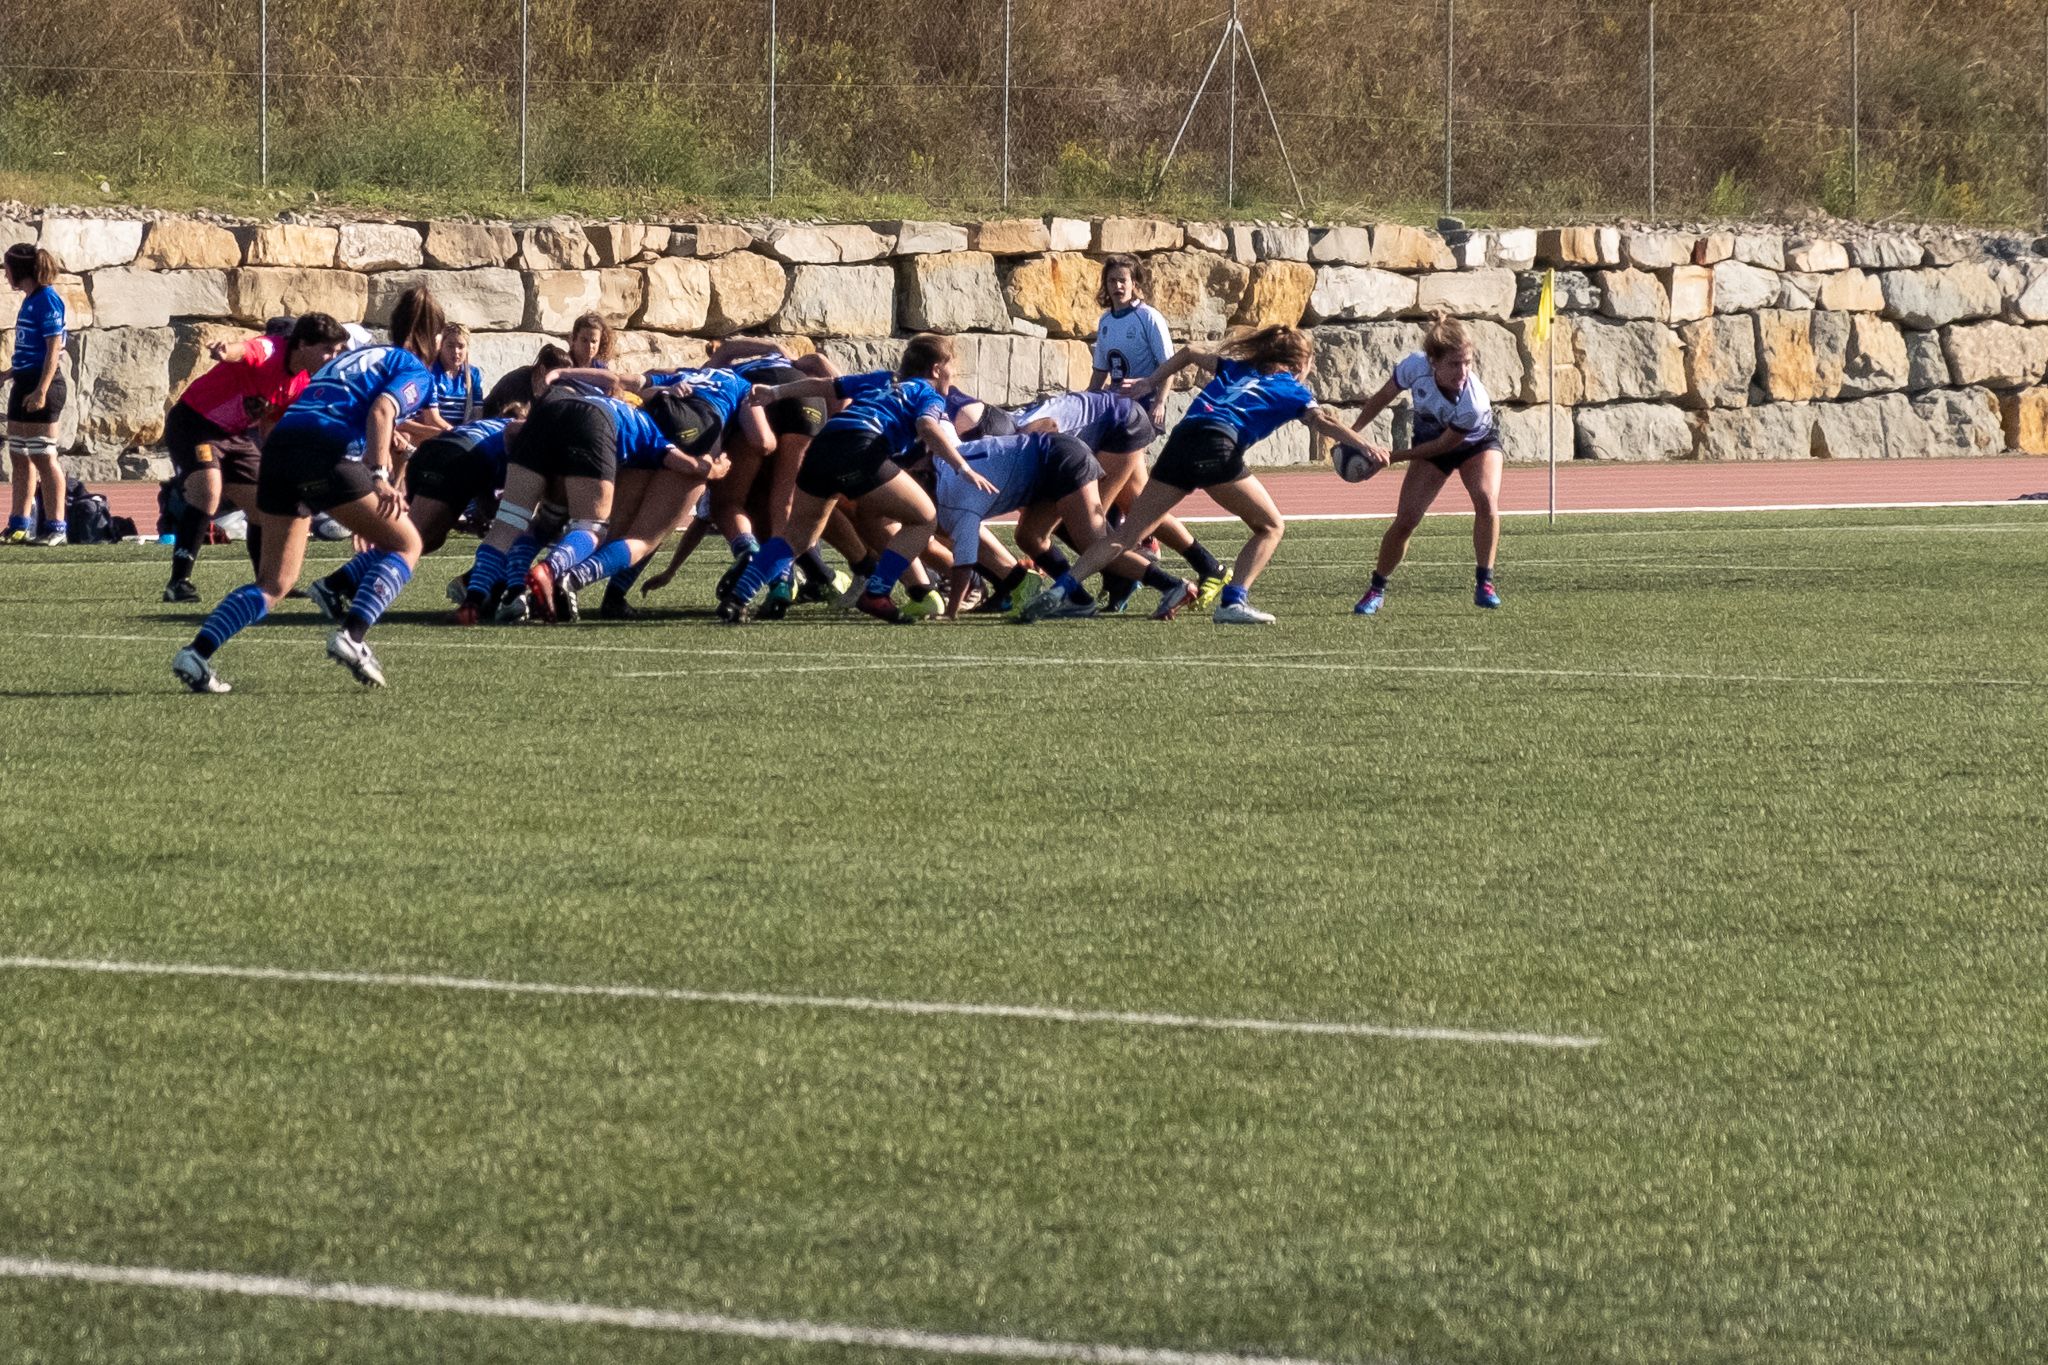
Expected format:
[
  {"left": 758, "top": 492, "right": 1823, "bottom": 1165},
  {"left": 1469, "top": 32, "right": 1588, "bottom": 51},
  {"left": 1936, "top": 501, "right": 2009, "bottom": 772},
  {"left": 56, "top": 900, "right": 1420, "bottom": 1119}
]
[
  {"left": 11, "top": 285, "right": 66, "bottom": 374},
  {"left": 1183, "top": 358, "right": 1317, "bottom": 449},
  {"left": 428, "top": 362, "right": 482, "bottom": 424},
  {"left": 643, "top": 366, "right": 754, "bottom": 425},
  {"left": 432, "top": 416, "right": 518, "bottom": 484},
  {"left": 273, "top": 346, "right": 433, "bottom": 450},
  {"left": 1015, "top": 390, "right": 1144, "bottom": 449},
  {"left": 933, "top": 433, "right": 1061, "bottom": 553},
  {"left": 822, "top": 370, "right": 949, "bottom": 455}
]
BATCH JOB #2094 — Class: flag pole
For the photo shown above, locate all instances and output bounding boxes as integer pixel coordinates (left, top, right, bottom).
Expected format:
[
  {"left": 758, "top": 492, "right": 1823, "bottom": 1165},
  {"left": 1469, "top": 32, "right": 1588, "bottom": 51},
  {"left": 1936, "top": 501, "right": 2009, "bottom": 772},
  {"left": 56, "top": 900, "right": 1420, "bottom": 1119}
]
[{"left": 1547, "top": 318, "right": 1557, "bottom": 526}]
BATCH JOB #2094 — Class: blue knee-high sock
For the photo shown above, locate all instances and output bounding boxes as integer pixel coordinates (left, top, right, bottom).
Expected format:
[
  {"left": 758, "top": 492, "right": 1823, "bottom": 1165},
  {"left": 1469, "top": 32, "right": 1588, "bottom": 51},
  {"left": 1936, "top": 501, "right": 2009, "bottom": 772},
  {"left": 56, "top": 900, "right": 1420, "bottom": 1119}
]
[
  {"left": 864, "top": 549, "right": 912, "bottom": 597},
  {"left": 608, "top": 553, "right": 651, "bottom": 596},
  {"left": 727, "top": 536, "right": 795, "bottom": 604},
  {"left": 326, "top": 549, "right": 376, "bottom": 595},
  {"left": 540, "top": 528, "right": 599, "bottom": 577},
  {"left": 504, "top": 534, "right": 540, "bottom": 586},
  {"left": 465, "top": 543, "right": 509, "bottom": 605},
  {"left": 343, "top": 553, "right": 412, "bottom": 640},
  {"left": 191, "top": 583, "right": 270, "bottom": 658},
  {"left": 564, "top": 539, "right": 638, "bottom": 591}
]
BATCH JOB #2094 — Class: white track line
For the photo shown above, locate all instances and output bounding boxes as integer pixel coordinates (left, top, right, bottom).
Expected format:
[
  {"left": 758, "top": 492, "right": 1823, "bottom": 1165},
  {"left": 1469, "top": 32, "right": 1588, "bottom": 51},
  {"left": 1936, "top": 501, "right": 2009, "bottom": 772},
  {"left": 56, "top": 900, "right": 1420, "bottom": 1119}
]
[
  {"left": 1181, "top": 497, "right": 2045, "bottom": 522},
  {"left": 0, "top": 1256, "right": 1344, "bottom": 1365},
  {"left": 0, "top": 956, "right": 1602, "bottom": 1050}
]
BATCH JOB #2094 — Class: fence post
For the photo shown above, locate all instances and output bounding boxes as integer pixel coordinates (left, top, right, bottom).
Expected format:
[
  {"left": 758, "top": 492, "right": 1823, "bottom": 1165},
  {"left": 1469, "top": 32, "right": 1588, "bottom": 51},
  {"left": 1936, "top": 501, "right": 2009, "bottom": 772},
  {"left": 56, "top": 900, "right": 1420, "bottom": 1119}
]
[
  {"left": 1850, "top": 8, "right": 1859, "bottom": 215},
  {"left": 1647, "top": 1, "right": 1657, "bottom": 217},
  {"left": 1226, "top": 0, "right": 1239, "bottom": 207},
  {"left": 518, "top": 0, "right": 529, "bottom": 193},
  {"left": 1001, "top": 0, "right": 1012, "bottom": 208},
  {"left": 767, "top": 0, "right": 778, "bottom": 199},
  {"left": 1443, "top": 0, "right": 1454, "bottom": 216},
  {"left": 258, "top": 0, "right": 269, "bottom": 186}
]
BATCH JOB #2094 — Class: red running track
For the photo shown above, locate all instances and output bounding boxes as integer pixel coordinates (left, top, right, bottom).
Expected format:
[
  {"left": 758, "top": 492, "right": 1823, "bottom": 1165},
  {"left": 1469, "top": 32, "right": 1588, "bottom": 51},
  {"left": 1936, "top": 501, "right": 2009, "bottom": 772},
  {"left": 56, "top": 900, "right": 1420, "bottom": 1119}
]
[{"left": 89, "top": 455, "right": 2048, "bottom": 526}]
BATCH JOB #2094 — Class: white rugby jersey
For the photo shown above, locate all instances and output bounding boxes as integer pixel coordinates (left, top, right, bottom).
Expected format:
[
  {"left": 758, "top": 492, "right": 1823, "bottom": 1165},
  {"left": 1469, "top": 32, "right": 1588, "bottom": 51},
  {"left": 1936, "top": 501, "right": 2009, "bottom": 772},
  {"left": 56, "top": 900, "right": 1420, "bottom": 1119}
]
[
  {"left": 1393, "top": 351, "right": 1496, "bottom": 443},
  {"left": 1091, "top": 303, "right": 1174, "bottom": 385}
]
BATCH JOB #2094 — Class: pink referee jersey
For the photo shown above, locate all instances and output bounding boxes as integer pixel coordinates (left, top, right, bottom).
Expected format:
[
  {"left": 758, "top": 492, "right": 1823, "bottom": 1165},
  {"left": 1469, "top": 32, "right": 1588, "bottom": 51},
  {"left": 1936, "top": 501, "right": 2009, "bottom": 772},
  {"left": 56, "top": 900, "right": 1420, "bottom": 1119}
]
[{"left": 177, "top": 336, "right": 311, "bottom": 435}]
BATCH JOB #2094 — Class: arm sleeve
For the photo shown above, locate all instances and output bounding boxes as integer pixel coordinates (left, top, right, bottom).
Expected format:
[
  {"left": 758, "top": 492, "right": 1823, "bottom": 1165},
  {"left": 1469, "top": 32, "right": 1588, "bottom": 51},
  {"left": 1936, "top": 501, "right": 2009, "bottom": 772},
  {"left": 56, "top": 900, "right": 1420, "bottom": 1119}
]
[
  {"left": 1391, "top": 353, "right": 1429, "bottom": 390},
  {"left": 1090, "top": 318, "right": 1114, "bottom": 369},
  {"left": 834, "top": 370, "right": 889, "bottom": 401}
]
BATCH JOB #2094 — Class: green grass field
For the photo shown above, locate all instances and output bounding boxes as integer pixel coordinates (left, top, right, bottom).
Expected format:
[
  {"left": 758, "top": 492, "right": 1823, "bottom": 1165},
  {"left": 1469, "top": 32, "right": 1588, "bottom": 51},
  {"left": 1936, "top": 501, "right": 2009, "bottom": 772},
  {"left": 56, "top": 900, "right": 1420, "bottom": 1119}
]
[{"left": 1, "top": 507, "right": 2044, "bottom": 1365}]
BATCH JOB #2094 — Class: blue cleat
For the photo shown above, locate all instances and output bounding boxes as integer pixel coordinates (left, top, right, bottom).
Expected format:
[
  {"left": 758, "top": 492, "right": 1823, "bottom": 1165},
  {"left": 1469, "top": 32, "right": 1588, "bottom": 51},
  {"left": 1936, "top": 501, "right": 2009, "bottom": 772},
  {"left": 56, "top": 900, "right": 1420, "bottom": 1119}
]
[
  {"left": 1475, "top": 580, "right": 1502, "bottom": 609},
  {"left": 1353, "top": 587, "right": 1385, "bottom": 616}
]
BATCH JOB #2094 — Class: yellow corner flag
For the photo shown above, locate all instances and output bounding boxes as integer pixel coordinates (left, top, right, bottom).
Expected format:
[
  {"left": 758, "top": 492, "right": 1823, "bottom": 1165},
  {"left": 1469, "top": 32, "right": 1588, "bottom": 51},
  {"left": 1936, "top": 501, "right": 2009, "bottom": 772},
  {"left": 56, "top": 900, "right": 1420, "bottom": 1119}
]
[{"left": 1530, "top": 268, "right": 1556, "bottom": 346}]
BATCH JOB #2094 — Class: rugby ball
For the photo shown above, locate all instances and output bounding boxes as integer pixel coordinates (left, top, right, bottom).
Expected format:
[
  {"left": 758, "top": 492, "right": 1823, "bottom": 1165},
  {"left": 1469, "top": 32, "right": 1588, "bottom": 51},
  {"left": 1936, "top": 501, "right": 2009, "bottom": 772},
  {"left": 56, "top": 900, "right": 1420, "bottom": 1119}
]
[{"left": 1333, "top": 443, "right": 1378, "bottom": 483}]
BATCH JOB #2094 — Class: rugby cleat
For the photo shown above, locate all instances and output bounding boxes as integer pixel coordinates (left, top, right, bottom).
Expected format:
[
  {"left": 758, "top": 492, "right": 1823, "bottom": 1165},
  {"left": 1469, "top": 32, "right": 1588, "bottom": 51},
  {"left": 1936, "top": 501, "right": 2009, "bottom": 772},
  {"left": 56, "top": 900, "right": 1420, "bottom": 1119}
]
[
  {"left": 326, "top": 629, "right": 388, "bottom": 687},
  {"left": 171, "top": 646, "right": 230, "bottom": 694},
  {"left": 796, "top": 569, "right": 848, "bottom": 605},
  {"left": 305, "top": 576, "right": 350, "bottom": 623},
  {"left": 1195, "top": 570, "right": 1232, "bottom": 611},
  {"left": 835, "top": 575, "right": 869, "bottom": 610},
  {"left": 853, "top": 590, "right": 902, "bottom": 623},
  {"left": 450, "top": 600, "right": 482, "bottom": 627},
  {"left": 27, "top": 529, "right": 67, "bottom": 547},
  {"left": 494, "top": 589, "right": 532, "bottom": 625},
  {"left": 554, "top": 581, "right": 580, "bottom": 625},
  {"left": 714, "top": 548, "right": 753, "bottom": 602},
  {"left": 445, "top": 571, "right": 470, "bottom": 604},
  {"left": 758, "top": 575, "right": 796, "bottom": 621},
  {"left": 161, "top": 579, "right": 201, "bottom": 605},
  {"left": 524, "top": 562, "right": 558, "bottom": 622},
  {"left": 1, "top": 528, "right": 27, "bottom": 545},
  {"left": 1019, "top": 590, "right": 1098, "bottom": 622},
  {"left": 1353, "top": 587, "right": 1386, "bottom": 616},
  {"left": 1150, "top": 579, "right": 1197, "bottom": 621},
  {"left": 598, "top": 587, "right": 638, "bottom": 620},
  {"left": 715, "top": 595, "right": 750, "bottom": 625},
  {"left": 1475, "top": 580, "right": 1502, "bottom": 609},
  {"left": 1212, "top": 599, "right": 1275, "bottom": 625},
  {"left": 899, "top": 590, "right": 942, "bottom": 621}
]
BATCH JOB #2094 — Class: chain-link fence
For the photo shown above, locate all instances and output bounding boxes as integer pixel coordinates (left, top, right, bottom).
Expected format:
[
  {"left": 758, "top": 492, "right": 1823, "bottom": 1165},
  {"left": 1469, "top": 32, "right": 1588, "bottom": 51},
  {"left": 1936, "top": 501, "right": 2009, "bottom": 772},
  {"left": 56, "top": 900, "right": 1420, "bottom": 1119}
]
[{"left": 5, "top": 0, "right": 2048, "bottom": 225}]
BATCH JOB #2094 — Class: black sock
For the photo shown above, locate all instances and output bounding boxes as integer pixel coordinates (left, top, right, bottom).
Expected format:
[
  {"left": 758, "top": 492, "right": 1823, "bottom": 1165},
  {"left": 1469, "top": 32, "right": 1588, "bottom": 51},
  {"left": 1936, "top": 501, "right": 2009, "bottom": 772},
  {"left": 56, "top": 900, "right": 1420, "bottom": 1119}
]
[
  {"left": 1101, "top": 570, "right": 1136, "bottom": 603},
  {"left": 170, "top": 505, "right": 208, "bottom": 581},
  {"left": 244, "top": 522, "right": 264, "bottom": 574},
  {"left": 1140, "top": 564, "right": 1181, "bottom": 592},
  {"left": 796, "top": 548, "right": 832, "bottom": 585},
  {"left": 318, "top": 565, "right": 353, "bottom": 594},
  {"left": 905, "top": 581, "right": 932, "bottom": 601},
  {"left": 1370, "top": 571, "right": 1390, "bottom": 592},
  {"left": 1476, "top": 564, "right": 1494, "bottom": 584},
  {"left": 1033, "top": 544, "right": 1071, "bottom": 577},
  {"left": 850, "top": 554, "right": 878, "bottom": 579},
  {"left": 1180, "top": 540, "right": 1223, "bottom": 580},
  {"left": 997, "top": 564, "right": 1031, "bottom": 596},
  {"left": 191, "top": 634, "right": 218, "bottom": 659}
]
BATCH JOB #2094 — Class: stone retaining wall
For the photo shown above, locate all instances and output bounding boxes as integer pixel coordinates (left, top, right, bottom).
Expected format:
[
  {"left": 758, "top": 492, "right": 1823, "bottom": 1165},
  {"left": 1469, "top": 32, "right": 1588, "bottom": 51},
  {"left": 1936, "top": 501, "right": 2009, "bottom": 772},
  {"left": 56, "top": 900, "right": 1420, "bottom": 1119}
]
[{"left": 5, "top": 212, "right": 2048, "bottom": 481}]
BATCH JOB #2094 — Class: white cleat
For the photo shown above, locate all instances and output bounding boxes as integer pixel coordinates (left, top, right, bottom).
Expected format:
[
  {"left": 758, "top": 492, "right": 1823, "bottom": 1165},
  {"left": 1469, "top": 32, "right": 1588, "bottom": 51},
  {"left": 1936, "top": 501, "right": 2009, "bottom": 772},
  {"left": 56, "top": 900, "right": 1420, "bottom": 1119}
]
[
  {"left": 1212, "top": 599, "right": 1276, "bottom": 625},
  {"left": 171, "top": 646, "right": 231, "bottom": 694},
  {"left": 326, "top": 629, "right": 387, "bottom": 687}
]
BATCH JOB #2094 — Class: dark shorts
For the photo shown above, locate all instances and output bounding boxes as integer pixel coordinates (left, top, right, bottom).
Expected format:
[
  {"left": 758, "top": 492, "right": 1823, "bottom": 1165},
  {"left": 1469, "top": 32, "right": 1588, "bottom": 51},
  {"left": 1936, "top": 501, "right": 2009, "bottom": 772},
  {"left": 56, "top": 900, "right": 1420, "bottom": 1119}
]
[
  {"left": 406, "top": 434, "right": 499, "bottom": 508},
  {"left": 7, "top": 368, "right": 67, "bottom": 425},
  {"left": 739, "top": 364, "right": 826, "bottom": 440},
  {"left": 1036, "top": 433, "right": 1103, "bottom": 503},
  {"left": 796, "top": 425, "right": 898, "bottom": 500},
  {"left": 1150, "top": 420, "right": 1247, "bottom": 491},
  {"left": 971, "top": 404, "right": 1017, "bottom": 439},
  {"left": 1416, "top": 418, "right": 1502, "bottom": 474},
  {"left": 256, "top": 427, "right": 374, "bottom": 517},
  {"left": 165, "top": 403, "right": 262, "bottom": 485},
  {"left": 511, "top": 395, "right": 617, "bottom": 482},
  {"left": 665, "top": 393, "right": 724, "bottom": 459}
]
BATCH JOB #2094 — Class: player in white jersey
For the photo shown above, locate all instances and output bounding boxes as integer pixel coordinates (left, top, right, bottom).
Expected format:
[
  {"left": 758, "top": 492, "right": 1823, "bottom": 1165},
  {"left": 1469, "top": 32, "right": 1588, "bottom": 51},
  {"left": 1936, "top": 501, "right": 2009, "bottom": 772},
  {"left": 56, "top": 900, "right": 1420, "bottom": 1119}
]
[{"left": 1348, "top": 313, "right": 1505, "bottom": 615}]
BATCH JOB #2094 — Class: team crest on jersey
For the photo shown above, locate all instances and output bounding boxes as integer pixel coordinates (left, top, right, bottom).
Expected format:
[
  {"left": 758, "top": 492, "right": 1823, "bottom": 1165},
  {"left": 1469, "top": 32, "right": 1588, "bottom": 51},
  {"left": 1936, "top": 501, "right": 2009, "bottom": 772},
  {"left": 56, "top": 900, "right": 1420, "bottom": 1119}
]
[{"left": 399, "top": 381, "right": 423, "bottom": 408}]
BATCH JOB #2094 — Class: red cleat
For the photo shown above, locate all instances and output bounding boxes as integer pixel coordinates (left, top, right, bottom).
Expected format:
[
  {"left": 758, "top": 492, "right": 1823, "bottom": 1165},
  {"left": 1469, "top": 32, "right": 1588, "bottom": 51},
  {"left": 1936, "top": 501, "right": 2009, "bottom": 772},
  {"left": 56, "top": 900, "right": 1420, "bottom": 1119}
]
[
  {"left": 450, "top": 600, "right": 481, "bottom": 626},
  {"left": 853, "top": 590, "right": 901, "bottom": 622},
  {"left": 525, "top": 561, "right": 558, "bottom": 622}
]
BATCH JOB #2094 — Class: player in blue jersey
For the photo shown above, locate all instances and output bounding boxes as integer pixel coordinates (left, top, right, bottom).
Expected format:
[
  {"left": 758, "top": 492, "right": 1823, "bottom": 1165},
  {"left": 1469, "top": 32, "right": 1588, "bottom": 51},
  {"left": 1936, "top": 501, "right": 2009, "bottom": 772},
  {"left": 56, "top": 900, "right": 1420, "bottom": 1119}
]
[
  {"left": 922, "top": 431, "right": 1196, "bottom": 620},
  {"left": 5, "top": 244, "right": 70, "bottom": 546},
  {"left": 172, "top": 286, "right": 447, "bottom": 692},
  {"left": 1017, "top": 387, "right": 1233, "bottom": 612},
  {"left": 450, "top": 379, "right": 724, "bottom": 625},
  {"left": 717, "top": 333, "right": 998, "bottom": 624},
  {"left": 303, "top": 411, "right": 525, "bottom": 620},
  {"left": 1021, "top": 325, "right": 1387, "bottom": 626},
  {"left": 543, "top": 365, "right": 750, "bottom": 619},
  {"left": 424, "top": 323, "right": 483, "bottom": 427},
  {"left": 1348, "top": 313, "right": 1506, "bottom": 614}
]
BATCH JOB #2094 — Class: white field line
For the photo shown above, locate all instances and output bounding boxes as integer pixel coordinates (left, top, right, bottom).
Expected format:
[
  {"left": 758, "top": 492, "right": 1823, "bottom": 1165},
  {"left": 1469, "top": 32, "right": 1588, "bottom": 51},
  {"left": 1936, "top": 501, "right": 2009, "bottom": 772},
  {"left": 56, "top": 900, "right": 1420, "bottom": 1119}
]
[
  {"left": 0, "top": 1256, "right": 1346, "bottom": 1365},
  {"left": 4, "top": 630, "right": 2034, "bottom": 689},
  {"left": 0, "top": 956, "right": 1603, "bottom": 1050}
]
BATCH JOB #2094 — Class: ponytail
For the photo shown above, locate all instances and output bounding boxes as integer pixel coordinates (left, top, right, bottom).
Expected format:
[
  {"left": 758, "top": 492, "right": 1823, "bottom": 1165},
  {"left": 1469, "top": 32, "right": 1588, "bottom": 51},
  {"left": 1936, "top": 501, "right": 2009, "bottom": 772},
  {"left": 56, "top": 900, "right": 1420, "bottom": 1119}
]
[{"left": 1422, "top": 311, "right": 1473, "bottom": 363}]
